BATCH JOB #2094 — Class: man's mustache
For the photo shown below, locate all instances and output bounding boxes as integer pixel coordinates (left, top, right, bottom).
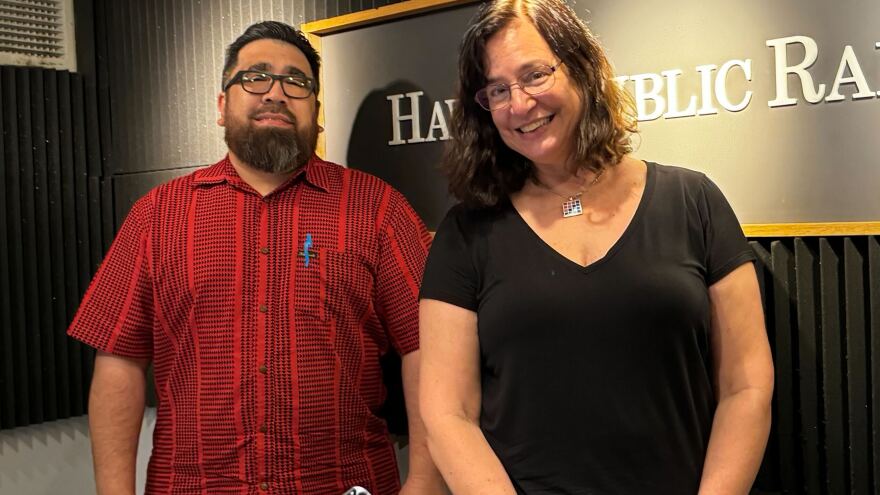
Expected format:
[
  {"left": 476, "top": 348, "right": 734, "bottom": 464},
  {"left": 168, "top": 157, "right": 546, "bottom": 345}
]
[{"left": 250, "top": 104, "right": 297, "bottom": 125}]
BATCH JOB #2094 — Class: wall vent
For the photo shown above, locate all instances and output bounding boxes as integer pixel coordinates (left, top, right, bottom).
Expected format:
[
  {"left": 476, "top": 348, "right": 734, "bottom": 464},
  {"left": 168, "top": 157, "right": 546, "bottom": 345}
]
[{"left": 0, "top": 0, "right": 75, "bottom": 70}]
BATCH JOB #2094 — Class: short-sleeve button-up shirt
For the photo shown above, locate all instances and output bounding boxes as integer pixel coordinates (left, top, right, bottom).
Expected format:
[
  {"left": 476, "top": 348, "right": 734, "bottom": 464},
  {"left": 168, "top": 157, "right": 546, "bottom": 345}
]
[{"left": 68, "top": 155, "right": 431, "bottom": 494}]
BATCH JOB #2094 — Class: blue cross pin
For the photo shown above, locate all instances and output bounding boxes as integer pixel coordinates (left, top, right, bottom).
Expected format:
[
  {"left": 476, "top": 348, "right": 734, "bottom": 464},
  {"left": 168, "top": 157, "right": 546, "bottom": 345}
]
[{"left": 303, "top": 233, "right": 313, "bottom": 267}]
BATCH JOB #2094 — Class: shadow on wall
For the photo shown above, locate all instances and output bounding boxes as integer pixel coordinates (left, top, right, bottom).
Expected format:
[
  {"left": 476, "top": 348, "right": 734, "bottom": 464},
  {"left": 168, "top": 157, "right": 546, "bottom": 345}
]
[{"left": 346, "top": 80, "right": 456, "bottom": 231}]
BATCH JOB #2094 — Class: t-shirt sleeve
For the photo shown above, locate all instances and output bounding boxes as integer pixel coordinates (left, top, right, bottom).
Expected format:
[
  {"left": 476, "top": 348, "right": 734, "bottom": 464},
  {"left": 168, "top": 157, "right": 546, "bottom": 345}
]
[
  {"left": 67, "top": 195, "right": 155, "bottom": 358},
  {"left": 699, "top": 174, "right": 756, "bottom": 285},
  {"left": 374, "top": 188, "right": 433, "bottom": 356},
  {"left": 419, "top": 205, "right": 480, "bottom": 312}
]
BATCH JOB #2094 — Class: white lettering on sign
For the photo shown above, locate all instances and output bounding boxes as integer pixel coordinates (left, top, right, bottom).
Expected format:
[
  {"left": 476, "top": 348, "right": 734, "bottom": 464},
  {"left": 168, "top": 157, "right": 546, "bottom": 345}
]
[
  {"left": 695, "top": 64, "right": 719, "bottom": 116},
  {"left": 716, "top": 59, "right": 753, "bottom": 112},
  {"left": 387, "top": 93, "right": 456, "bottom": 146},
  {"left": 384, "top": 36, "right": 880, "bottom": 145},
  {"left": 615, "top": 59, "right": 752, "bottom": 121},
  {"left": 767, "top": 36, "right": 879, "bottom": 106},
  {"left": 621, "top": 72, "right": 664, "bottom": 121},
  {"left": 766, "top": 35, "right": 826, "bottom": 107},
  {"left": 425, "top": 99, "right": 456, "bottom": 142},
  {"left": 662, "top": 69, "right": 698, "bottom": 119},
  {"left": 825, "top": 45, "right": 875, "bottom": 102},
  {"left": 387, "top": 91, "right": 426, "bottom": 145}
]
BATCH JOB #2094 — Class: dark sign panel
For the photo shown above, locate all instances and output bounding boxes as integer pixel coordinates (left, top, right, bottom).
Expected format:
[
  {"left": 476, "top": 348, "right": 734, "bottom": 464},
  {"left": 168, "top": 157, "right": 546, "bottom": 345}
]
[{"left": 320, "top": 0, "right": 880, "bottom": 228}]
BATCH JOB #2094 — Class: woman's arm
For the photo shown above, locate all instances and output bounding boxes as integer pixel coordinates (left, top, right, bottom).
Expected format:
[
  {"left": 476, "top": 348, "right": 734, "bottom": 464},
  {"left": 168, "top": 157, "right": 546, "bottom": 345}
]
[
  {"left": 400, "top": 349, "right": 449, "bottom": 494},
  {"left": 419, "top": 299, "right": 517, "bottom": 495},
  {"left": 699, "top": 262, "right": 775, "bottom": 494}
]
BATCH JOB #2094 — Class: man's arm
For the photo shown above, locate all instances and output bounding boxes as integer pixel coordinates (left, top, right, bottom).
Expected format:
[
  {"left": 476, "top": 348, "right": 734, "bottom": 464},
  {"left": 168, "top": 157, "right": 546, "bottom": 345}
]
[
  {"left": 400, "top": 349, "right": 448, "bottom": 494},
  {"left": 88, "top": 351, "right": 150, "bottom": 495}
]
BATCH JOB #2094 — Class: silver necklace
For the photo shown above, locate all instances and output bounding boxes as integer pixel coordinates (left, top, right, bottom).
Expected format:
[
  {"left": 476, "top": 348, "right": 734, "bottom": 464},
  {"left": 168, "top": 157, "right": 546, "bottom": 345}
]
[{"left": 540, "top": 167, "right": 605, "bottom": 218}]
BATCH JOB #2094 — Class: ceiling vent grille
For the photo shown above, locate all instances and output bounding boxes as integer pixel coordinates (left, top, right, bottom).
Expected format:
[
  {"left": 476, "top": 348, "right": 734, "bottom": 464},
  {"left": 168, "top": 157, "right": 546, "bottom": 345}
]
[{"left": 0, "top": 0, "right": 75, "bottom": 70}]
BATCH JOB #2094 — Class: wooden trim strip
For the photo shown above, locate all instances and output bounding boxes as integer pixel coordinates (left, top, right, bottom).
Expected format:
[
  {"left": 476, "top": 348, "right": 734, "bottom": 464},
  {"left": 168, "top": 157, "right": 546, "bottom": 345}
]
[
  {"left": 304, "top": 32, "right": 326, "bottom": 157},
  {"left": 425, "top": 224, "right": 880, "bottom": 238},
  {"left": 301, "top": 0, "right": 476, "bottom": 36},
  {"left": 743, "top": 222, "right": 880, "bottom": 237}
]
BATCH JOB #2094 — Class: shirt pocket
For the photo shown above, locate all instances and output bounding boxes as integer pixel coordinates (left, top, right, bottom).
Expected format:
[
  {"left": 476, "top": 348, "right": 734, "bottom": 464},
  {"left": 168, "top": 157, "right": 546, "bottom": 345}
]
[{"left": 318, "top": 248, "right": 374, "bottom": 323}]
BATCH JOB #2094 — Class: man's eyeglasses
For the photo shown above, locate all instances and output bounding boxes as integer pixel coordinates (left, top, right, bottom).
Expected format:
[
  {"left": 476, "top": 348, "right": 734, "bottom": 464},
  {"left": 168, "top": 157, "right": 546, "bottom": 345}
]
[
  {"left": 475, "top": 61, "right": 563, "bottom": 111},
  {"left": 223, "top": 70, "right": 316, "bottom": 99}
]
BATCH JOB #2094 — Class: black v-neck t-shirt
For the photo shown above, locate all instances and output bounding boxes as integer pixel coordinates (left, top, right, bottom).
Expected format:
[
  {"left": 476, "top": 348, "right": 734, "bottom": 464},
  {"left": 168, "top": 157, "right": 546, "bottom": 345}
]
[{"left": 420, "top": 162, "right": 755, "bottom": 494}]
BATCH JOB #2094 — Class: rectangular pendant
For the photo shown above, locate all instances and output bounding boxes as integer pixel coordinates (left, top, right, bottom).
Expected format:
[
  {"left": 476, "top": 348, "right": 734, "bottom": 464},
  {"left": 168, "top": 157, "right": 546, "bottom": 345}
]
[{"left": 562, "top": 197, "right": 583, "bottom": 218}]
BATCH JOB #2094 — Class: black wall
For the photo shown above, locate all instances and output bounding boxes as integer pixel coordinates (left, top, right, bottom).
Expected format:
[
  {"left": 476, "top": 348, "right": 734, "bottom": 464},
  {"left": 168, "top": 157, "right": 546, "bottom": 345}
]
[
  {"left": 1, "top": 0, "right": 404, "bottom": 429},
  {"left": 750, "top": 237, "right": 879, "bottom": 494},
  {"left": 95, "top": 0, "right": 405, "bottom": 222},
  {"left": 0, "top": 66, "right": 109, "bottom": 429}
]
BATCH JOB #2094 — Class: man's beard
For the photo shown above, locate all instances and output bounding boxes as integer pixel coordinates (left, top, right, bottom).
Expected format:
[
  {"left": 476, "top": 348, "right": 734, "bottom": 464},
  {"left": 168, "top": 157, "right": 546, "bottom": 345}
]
[{"left": 224, "top": 104, "right": 318, "bottom": 174}]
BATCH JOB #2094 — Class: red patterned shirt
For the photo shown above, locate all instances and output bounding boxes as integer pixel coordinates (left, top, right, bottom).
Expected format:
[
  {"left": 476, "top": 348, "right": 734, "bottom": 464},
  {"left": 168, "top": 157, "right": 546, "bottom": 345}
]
[{"left": 68, "top": 155, "right": 431, "bottom": 494}]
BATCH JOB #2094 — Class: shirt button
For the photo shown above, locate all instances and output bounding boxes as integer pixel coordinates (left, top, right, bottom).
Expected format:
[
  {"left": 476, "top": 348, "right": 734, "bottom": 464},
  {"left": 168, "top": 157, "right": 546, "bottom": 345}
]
[
  {"left": 258, "top": 364, "right": 267, "bottom": 374},
  {"left": 260, "top": 246, "right": 269, "bottom": 254},
  {"left": 259, "top": 304, "right": 268, "bottom": 313},
  {"left": 259, "top": 424, "right": 267, "bottom": 433},
  {"left": 260, "top": 481, "right": 269, "bottom": 490}
]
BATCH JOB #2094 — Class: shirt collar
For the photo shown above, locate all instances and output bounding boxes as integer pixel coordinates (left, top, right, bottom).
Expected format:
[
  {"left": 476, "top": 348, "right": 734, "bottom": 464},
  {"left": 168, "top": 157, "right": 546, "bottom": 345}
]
[{"left": 193, "top": 154, "right": 332, "bottom": 193}]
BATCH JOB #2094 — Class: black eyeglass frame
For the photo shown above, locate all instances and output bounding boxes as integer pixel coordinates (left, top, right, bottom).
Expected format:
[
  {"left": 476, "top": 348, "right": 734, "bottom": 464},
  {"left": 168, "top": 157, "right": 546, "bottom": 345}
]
[
  {"left": 222, "top": 70, "right": 316, "bottom": 99},
  {"left": 475, "top": 61, "right": 564, "bottom": 111}
]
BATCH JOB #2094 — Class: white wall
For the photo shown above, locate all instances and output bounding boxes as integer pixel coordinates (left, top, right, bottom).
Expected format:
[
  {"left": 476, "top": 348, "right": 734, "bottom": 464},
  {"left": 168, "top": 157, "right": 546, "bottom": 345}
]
[
  {"left": 0, "top": 409, "right": 409, "bottom": 494},
  {"left": 0, "top": 409, "right": 155, "bottom": 495}
]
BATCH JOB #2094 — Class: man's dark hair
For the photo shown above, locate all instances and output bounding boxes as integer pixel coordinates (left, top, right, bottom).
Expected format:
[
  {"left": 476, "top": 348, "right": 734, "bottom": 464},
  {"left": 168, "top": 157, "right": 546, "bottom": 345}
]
[{"left": 222, "top": 21, "right": 321, "bottom": 95}]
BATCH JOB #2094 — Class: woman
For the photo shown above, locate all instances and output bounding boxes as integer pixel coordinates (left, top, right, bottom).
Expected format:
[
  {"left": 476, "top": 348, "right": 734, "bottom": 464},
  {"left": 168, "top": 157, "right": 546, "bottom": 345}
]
[{"left": 418, "top": 0, "right": 774, "bottom": 493}]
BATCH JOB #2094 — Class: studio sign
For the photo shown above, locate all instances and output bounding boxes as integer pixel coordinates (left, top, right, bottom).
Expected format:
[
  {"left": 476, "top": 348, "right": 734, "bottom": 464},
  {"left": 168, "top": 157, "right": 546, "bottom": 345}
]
[{"left": 386, "top": 35, "right": 880, "bottom": 146}]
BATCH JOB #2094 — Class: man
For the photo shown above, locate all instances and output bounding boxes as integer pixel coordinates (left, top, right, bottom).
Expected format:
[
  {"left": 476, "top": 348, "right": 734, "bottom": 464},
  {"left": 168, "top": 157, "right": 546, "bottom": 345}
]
[{"left": 69, "top": 21, "right": 442, "bottom": 495}]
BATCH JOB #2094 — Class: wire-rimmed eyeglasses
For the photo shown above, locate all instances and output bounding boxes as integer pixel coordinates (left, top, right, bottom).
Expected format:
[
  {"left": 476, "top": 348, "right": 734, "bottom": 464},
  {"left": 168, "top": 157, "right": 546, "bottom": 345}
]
[
  {"left": 475, "top": 61, "right": 563, "bottom": 111},
  {"left": 223, "top": 70, "right": 316, "bottom": 99}
]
